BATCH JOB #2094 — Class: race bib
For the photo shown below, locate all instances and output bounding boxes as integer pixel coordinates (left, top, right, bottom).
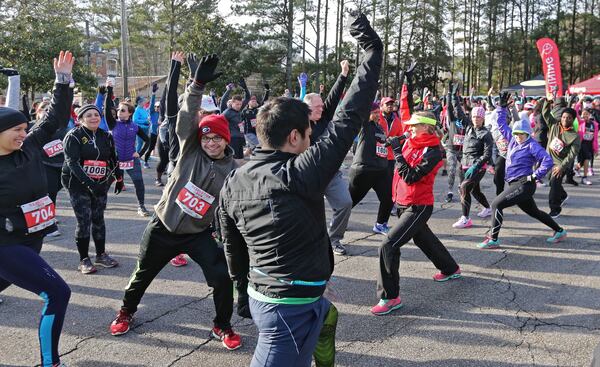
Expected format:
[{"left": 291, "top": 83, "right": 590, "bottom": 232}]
[
  {"left": 119, "top": 160, "right": 134, "bottom": 170},
  {"left": 452, "top": 134, "right": 465, "bottom": 146},
  {"left": 375, "top": 143, "right": 388, "bottom": 158},
  {"left": 549, "top": 137, "right": 565, "bottom": 154},
  {"left": 250, "top": 118, "right": 257, "bottom": 128},
  {"left": 584, "top": 132, "right": 594, "bottom": 141},
  {"left": 21, "top": 196, "right": 56, "bottom": 234},
  {"left": 496, "top": 137, "right": 509, "bottom": 153},
  {"left": 175, "top": 182, "right": 215, "bottom": 219},
  {"left": 238, "top": 122, "right": 245, "bottom": 134},
  {"left": 43, "top": 139, "right": 64, "bottom": 157},
  {"left": 83, "top": 160, "right": 107, "bottom": 180}
]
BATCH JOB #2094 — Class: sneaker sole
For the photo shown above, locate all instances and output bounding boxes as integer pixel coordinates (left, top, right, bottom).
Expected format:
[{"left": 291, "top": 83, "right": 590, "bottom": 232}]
[
  {"left": 170, "top": 262, "right": 187, "bottom": 267},
  {"left": 78, "top": 267, "right": 97, "bottom": 274},
  {"left": 371, "top": 303, "right": 403, "bottom": 316},
  {"left": 477, "top": 243, "right": 500, "bottom": 250},
  {"left": 547, "top": 234, "right": 567, "bottom": 244},
  {"left": 111, "top": 325, "right": 130, "bottom": 336},
  {"left": 94, "top": 262, "right": 118, "bottom": 268},
  {"left": 433, "top": 274, "right": 462, "bottom": 282}
]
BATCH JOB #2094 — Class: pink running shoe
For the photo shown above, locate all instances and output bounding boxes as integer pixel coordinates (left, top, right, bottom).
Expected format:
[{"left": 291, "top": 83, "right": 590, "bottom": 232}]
[
  {"left": 433, "top": 267, "right": 462, "bottom": 282},
  {"left": 370, "top": 297, "right": 403, "bottom": 315},
  {"left": 452, "top": 216, "right": 473, "bottom": 229},
  {"left": 170, "top": 254, "right": 188, "bottom": 267}
]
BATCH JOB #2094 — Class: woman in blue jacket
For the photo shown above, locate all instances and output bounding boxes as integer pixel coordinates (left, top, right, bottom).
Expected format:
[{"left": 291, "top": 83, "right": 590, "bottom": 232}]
[{"left": 479, "top": 92, "right": 566, "bottom": 249}]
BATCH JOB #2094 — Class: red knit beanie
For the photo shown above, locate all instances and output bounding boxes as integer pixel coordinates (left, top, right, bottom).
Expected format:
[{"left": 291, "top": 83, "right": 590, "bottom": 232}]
[{"left": 198, "top": 114, "right": 231, "bottom": 143}]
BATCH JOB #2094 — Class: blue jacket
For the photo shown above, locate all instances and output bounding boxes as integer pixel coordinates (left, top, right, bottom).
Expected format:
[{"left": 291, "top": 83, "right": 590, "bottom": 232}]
[
  {"left": 496, "top": 107, "right": 553, "bottom": 182},
  {"left": 94, "top": 92, "right": 110, "bottom": 131},
  {"left": 149, "top": 94, "right": 159, "bottom": 135},
  {"left": 133, "top": 105, "right": 150, "bottom": 127}
]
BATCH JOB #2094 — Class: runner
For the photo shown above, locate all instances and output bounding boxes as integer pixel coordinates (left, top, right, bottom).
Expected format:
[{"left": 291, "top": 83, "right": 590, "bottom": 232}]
[
  {"left": 63, "top": 98, "right": 123, "bottom": 275},
  {"left": 452, "top": 104, "right": 493, "bottom": 228},
  {"left": 142, "top": 84, "right": 160, "bottom": 169},
  {"left": 543, "top": 96, "right": 581, "bottom": 218},
  {"left": 220, "top": 78, "right": 250, "bottom": 165},
  {"left": 0, "top": 50, "right": 73, "bottom": 367},
  {"left": 478, "top": 92, "right": 566, "bottom": 249},
  {"left": 443, "top": 83, "right": 467, "bottom": 203},
  {"left": 218, "top": 12, "right": 382, "bottom": 365},
  {"left": 575, "top": 100, "right": 598, "bottom": 185},
  {"left": 241, "top": 84, "right": 269, "bottom": 155},
  {"left": 104, "top": 81, "right": 151, "bottom": 216},
  {"left": 109, "top": 53, "right": 243, "bottom": 351},
  {"left": 372, "top": 112, "right": 461, "bottom": 316}
]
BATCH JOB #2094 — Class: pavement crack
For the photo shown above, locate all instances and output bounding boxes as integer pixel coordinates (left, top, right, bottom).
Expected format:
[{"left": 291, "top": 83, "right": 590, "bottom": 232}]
[
  {"left": 166, "top": 336, "right": 212, "bottom": 367},
  {"left": 133, "top": 292, "right": 213, "bottom": 331}
]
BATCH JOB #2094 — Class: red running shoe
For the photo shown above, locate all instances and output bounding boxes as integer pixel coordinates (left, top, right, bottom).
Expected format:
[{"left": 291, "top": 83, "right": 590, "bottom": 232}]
[
  {"left": 170, "top": 254, "right": 188, "bottom": 267},
  {"left": 211, "top": 327, "right": 242, "bottom": 350},
  {"left": 110, "top": 309, "right": 133, "bottom": 336}
]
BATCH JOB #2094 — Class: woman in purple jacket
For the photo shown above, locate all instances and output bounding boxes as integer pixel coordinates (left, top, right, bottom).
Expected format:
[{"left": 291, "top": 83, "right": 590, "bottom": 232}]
[{"left": 479, "top": 92, "right": 566, "bottom": 249}]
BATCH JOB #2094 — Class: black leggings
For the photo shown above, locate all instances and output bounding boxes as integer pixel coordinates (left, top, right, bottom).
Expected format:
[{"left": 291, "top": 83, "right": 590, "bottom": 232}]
[
  {"left": 0, "top": 241, "right": 71, "bottom": 367},
  {"left": 143, "top": 133, "right": 158, "bottom": 163},
  {"left": 460, "top": 168, "right": 490, "bottom": 217},
  {"left": 348, "top": 168, "right": 393, "bottom": 224},
  {"left": 377, "top": 205, "right": 459, "bottom": 299},
  {"left": 68, "top": 189, "right": 108, "bottom": 260},
  {"left": 493, "top": 156, "right": 506, "bottom": 196},
  {"left": 122, "top": 215, "right": 234, "bottom": 329},
  {"left": 490, "top": 180, "right": 562, "bottom": 240},
  {"left": 156, "top": 138, "right": 169, "bottom": 179}
]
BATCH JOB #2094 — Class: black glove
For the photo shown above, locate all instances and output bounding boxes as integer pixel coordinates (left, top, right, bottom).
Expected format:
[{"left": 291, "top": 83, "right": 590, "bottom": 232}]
[
  {"left": 193, "top": 54, "right": 223, "bottom": 85},
  {"left": 186, "top": 53, "right": 199, "bottom": 80},
  {"left": 152, "top": 83, "right": 159, "bottom": 94},
  {"left": 0, "top": 67, "right": 19, "bottom": 76},
  {"left": 386, "top": 136, "right": 403, "bottom": 152},
  {"left": 98, "top": 85, "right": 107, "bottom": 95},
  {"left": 114, "top": 179, "right": 124, "bottom": 195},
  {"left": 499, "top": 91, "right": 510, "bottom": 108},
  {"left": 239, "top": 78, "right": 247, "bottom": 90},
  {"left": 375, "top": 132, "right": 387, "bottom": 144},
  {"left": 348, "top": 11, "right": 383, "bottom": 52},
  {"left": 88, "top": 181, "right": 106, "bottom": 197},
  {"left": 264, "top": 83, "right": 270, "bottom": 91}
]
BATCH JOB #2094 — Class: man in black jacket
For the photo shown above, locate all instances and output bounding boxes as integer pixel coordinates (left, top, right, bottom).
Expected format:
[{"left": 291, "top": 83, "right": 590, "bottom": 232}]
[{"left": 218, "top": 12, "right": 382, "bottom": 367}]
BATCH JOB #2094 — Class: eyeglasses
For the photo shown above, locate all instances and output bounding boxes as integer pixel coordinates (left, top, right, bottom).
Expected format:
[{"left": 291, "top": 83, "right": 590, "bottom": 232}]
[{"left": 201, "top": 135, "right": 223, "bottom": 143}]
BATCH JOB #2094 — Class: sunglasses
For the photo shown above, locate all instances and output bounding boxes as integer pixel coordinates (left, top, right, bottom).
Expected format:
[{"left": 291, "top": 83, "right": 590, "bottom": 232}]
[{"left": 201, "top": 135, "right": 223, "bottom": 143}]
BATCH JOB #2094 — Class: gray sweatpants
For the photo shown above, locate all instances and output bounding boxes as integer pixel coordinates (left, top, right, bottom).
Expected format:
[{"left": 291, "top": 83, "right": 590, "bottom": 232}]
[{"left": 324, "top": 170, "right": 352, "bottom": 246}]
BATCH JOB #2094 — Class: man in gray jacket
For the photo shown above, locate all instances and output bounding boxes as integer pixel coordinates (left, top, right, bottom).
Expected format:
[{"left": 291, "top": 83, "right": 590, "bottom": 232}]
[{"left": 109, "top": 54, "right": 244, "bottom": 351}]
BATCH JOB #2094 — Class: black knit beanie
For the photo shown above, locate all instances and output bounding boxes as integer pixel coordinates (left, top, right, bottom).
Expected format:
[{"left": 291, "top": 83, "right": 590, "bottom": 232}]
[
  {"left": 76, "top": 104, "right": 101, "bottom": 120},
  {"left": 0, "top": 107, "right": 28, "bottom": 133}
]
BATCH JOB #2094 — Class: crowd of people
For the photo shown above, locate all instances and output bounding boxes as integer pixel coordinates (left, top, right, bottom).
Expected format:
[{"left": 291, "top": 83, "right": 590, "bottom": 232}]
[{"left": 1, "top": 11, "right": 599, "bottom": 367}]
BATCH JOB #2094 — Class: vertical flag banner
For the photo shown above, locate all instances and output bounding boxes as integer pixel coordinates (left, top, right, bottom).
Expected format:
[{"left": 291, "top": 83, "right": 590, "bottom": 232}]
[{"left": 536, "top": 38, "right": 564, "bottom": 98}]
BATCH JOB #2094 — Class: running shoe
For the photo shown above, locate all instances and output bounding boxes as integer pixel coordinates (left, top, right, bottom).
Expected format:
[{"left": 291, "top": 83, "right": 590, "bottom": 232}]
[
  {"left": 143, "top": 161, "right": 150, "bottom": 169},
  {"left": 433, "top": 267, "right": 462, "bottom": 282},
  {"left": 575, "top": 169, "right": 582, "bottom": 177},
  {"left": 211, "top": 327, "right": 242, "bottom": 350},
  {"left": 370, "top": 297, "right": 403, "bottom": 316},
  {"left": 372, "top": 222, "right": 390, "bottom": 235},
  {"left": 94, "top": 253, "right": 118, "bottom": 268},
  {"left": 581, "top": 177, "right": 592, "bottom": 186},
  {"left": 452, "top": 216, "right": 473, "bottom": 229},
  {"left": 477, "top": 237, "right": 500, "bottom": 249},
  {"left": 445, "top": 192, "right": 453, "bottom": 203},
  {"left": 46, "top": 229, "right": 61, "bottom": 237},
  {"left": 560, "top": 195, "right": 569, "bottom": 207},
  {"left": 589, "top": 168, "right": 594, "bottom": 176},
  {"left": 155, "top": 179, "right": 164, "bottom": 187},
  {"left": 477, "top": 207, "right": 492, "bottom": 218},
  {"left": 137, "top": 206, "right": 150, "bottom": 217},
  {"left": 565, "top": 177, "right": 579, "bottom": 186},
  {"left": 549, "top": 209, "right": 561, "bottom": 219},
  {"left": 78, "top": 257, "right": 97, "bottom": 274},
  {"left": 110, "top": 309, "right": 133, "bottom": 336},
  {"left": 546, "top": 229, "right": 567, "bottom": 244},
  {"left": 170, "top": 254, "right": 188, "bottom": 267},
  {"left": 332, "top": 243, "right": 347, "bottom": 256},
  {"left": 487, "top": 166, "right": 495, "bottom": 175}
]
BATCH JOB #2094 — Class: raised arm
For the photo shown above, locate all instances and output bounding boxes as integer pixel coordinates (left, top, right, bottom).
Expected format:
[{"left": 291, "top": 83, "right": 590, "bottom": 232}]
[
  {"left": 542, "top": 98, "right": 558, "bottom": 128},
  {"left": 219, "top": 84, "right": 233, "bottom": 113},
  {"left": 2, "top": 69, "right": 20, "bottom": 110},
  {"left": 104, "top": 84, "right": 117, "bottom": 130},
  {"left": 239, "top": 78, "right": 251, "bottom": 110},
  {"left": 260, "top": 83, "right": 270, "bottom": 106},
  {"left": 495, "top": 92, "right": 514, "bottom": 142},
  {"left": 26, "top": 51, "right": 73, "bottom": 149},
  {"left": 321, "top": 60, "right": 350, "bottom": 122}
]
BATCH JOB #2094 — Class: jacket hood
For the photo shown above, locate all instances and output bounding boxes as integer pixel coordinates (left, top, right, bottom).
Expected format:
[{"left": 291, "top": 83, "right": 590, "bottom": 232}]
[{"left": 512, "top": 117, "right": 532, "bottom": 136}]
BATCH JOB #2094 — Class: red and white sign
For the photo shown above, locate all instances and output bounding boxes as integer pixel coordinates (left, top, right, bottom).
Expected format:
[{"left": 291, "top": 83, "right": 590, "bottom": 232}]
[
  {"left": 119, "top": 160, "right": 134, "bottom": 170},
  {"left": 43, "top": 140, "right": 64, "bottom": 157},
  {"left": 83, "top": 160, "right": 107, "bottom": 179},
  {"left": 175, "top": 182, "right": 215, "bottom": 219},
  {"left": 536, "top": 38, "right": 564, "bottom": 98},
  {"left": 21, "top": 196, "right": 56, "bottom": 233}
]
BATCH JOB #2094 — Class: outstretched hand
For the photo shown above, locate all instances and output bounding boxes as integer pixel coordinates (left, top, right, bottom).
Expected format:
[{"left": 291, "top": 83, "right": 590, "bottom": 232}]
[
  {"left": 406, "top": 60, "right": 417, "bottom": 74},
  {"left": 298, "top": 73, "right": 308, "bottom": 88},
  {"left": 499, "top": 91, "right": 510, "bottom": 108},
  {"left": 340, "top": 60, "right": 350, "bottom": 77},
  {"left": 187, "top": 53, "right": 199, "bottom": 78},
  {"left": 193, "top": 54, "right": 222, "bottom": 85},
  {"left": 54, "top": 50, "right": 74, "bottom": 75},
  {"left": 171, "top": 51, "right": 184, "bottom": 63}
]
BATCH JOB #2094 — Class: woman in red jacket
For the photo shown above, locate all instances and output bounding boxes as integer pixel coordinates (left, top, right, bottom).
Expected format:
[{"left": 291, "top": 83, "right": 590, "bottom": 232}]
[{"left": 371, "top": 112, "right": 462, "bottom": 316}]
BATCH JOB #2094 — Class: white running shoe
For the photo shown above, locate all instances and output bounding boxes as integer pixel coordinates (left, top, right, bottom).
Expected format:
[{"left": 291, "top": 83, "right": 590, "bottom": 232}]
[
  {"left": 452, "top": 216, "right": 473, "bottom": 229},
  {"left": 477, "top": 207, "right": 492, "bottom": 218}
]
